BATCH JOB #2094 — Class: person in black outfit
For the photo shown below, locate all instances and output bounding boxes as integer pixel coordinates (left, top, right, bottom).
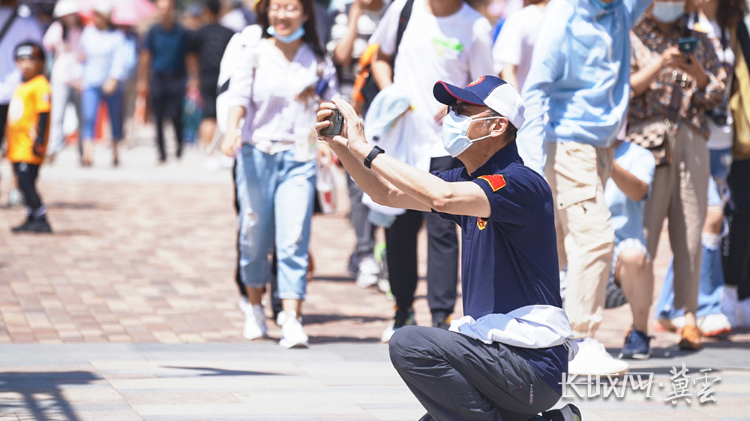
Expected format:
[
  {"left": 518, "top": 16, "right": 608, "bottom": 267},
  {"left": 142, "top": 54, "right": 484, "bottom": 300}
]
[
  {"left": 191, "top": 0, "right": 234, "bottom": 147},
  {"left": 138, "top": 0, "right": 197, "bottom": 163}
]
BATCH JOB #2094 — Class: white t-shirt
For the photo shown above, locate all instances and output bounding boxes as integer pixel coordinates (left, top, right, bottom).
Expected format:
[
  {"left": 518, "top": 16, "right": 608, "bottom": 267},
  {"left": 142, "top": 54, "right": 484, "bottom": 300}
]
[
  {"left": 369, "top": 0, "right": 495, "bottom": 157},
  {"left": 492, "top": 4, "right": 545, "bottom": 92},
  {"left": 694, "top": 14, "right": 734, "bottom": 150}
]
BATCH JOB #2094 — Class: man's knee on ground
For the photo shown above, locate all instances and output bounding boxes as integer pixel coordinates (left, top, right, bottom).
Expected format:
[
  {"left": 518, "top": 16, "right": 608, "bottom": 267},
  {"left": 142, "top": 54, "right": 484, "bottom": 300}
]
[{"left": 388, "top": 326, "right": 432, "bottom": 370}]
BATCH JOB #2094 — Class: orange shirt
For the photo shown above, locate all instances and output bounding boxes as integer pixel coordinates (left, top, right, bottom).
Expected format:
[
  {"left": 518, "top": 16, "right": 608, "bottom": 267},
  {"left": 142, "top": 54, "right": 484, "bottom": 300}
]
[{"left": 6, "top": 74, "right": 51, "bottom": 165}]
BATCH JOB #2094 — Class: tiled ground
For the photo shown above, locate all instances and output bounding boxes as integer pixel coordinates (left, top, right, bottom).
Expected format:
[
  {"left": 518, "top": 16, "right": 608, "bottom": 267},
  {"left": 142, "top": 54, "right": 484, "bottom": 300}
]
[{"left": 0, "top": 140, "right": 748, "bottom": 420}]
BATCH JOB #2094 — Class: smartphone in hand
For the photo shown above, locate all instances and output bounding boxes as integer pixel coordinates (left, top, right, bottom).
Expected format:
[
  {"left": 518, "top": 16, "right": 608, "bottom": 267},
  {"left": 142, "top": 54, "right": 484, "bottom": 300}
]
[
  {"left": 678, "top": 37, "right": 699, "bottom": 55},
  {"left": 321, "top": 108, "right": 344, "bottom": 136}
]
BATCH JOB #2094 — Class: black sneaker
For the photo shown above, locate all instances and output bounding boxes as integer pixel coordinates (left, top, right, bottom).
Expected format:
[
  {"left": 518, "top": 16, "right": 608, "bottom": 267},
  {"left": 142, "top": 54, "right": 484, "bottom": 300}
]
[
  {"left": 11, "top": 218, "right": 34, "bottom": 233},
  {"left": 618, "top": 326, "right": 652, "bottom": 360},
  {"left": 432, "top": 312, "right": 452, "bottom": 330},
  {"left": 381, "top": 307, "right": 415, "bottom": 343},
  {"left": 542, "top": 404, "right": 582, "bottom": 421}
]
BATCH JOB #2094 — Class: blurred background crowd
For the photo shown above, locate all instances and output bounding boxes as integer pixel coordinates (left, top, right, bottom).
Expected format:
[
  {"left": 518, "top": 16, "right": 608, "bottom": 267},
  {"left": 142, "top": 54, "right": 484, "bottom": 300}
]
[{"left": 0, "top": 0, "right": 749, "bottom": 377}]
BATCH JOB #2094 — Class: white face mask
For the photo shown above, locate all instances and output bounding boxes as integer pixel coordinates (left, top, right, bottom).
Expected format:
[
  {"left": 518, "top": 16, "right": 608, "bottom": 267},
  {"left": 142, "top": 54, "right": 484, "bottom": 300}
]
[
  {"left": 441, "top": 111, "right": 496, "bottom": 158},
  {"left": 652, "top": 1, "right": 685, "bottom": 23}
]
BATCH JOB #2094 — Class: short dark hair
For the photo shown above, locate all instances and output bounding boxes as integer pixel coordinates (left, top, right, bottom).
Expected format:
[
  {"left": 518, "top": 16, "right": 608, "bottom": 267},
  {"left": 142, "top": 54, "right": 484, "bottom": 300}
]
[
  {"left": 14, "top": 41, "right": 45, "bottom": 62},
  {"left": 205, "top": 0, "right": 221, "bottom": 16},
  {"left": 505, "top": 123, "right": 518, "bottom": 144},
  {"left": 483, "top": 113, "right": 517, "bottom": 144}
]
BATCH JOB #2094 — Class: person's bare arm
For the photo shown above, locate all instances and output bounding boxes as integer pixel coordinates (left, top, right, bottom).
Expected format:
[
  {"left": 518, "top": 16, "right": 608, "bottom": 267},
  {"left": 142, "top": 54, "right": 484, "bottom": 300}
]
[
  {"left": 221, "top": 105, "right": 246, "bottom": 156},
  {"left": 371, "top": 47, "right": 394, "bottom": 90},
  {"left": 317, "top": 100, "right": 492, "bottom": 218},
  {"left": 500, "top": 63, "right": 519, "bottom": 92},
  {"left": 137, "top": 50, "right": 152, "bottom": 94},
  {"left": 332, "top": 1, "right": 363, "bottom": 67},
  {"left": 631, "top": 46, "right": 685, "bottom": 97},
  {"left": 610, "top": 161, "right": 649, "bottom": 202},
  {"left": 186, "top": 52, "right": 200, "bottom": 89}
]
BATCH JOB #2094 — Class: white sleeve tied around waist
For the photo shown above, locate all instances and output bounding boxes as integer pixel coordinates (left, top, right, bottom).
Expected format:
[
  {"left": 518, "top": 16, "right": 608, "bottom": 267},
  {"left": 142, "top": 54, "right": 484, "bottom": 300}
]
[{"left": 449, "top": 305, "right": 579, "bottom": 361}]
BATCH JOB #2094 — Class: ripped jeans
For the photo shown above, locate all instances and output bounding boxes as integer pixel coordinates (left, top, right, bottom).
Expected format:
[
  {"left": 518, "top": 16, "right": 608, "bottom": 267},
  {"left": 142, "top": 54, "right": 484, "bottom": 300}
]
[{"left": 235, "top": 144, "right": 316, "bottom": 300}]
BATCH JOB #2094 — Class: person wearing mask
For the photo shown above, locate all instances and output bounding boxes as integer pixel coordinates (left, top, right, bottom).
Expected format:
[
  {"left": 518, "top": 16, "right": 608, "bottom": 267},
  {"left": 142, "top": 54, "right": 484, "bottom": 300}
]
[
  {"left": 327, "top": 0, "right": 389, "bottom": 287},
  {"left": 519, "top": 0, "right": 654, "bottom": 376},
  {"left": 221, "top": 0, "right": 338, "bottom": 349},
  {"left": 191, "top": 0, "right": 235, "bottom": 148},
  {"left": 368, "top": 0, "right": 495, "bottom": 342},
  {"left": 315, "top": 76, "right": 581, "bottom": 421},
  {"left": 43, "top": 0, "right": 83, "bottom": 159},
  {"left": 79, "top": 1, "right": 129, "bottom": 167},
  {"left": 628, "top": 0, "right": 726, "bottom": 350},
  {"left": 492, "top": 0, "right": 549, "bottom": 93},
  {"left": 0, "top": 0, "right": 42, "bottom": 204},
  {"left": 649, "top": 0, "right": 748, "bottom": 337},
  {"left": 138, "top": 0, "right": 198, "bottom": 163}
]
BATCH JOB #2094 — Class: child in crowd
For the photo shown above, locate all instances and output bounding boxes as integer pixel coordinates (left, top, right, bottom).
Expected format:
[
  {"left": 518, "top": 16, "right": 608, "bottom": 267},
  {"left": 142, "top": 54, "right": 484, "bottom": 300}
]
[{"left": 7, "top": 41, "right": 52, "bottom": 233}]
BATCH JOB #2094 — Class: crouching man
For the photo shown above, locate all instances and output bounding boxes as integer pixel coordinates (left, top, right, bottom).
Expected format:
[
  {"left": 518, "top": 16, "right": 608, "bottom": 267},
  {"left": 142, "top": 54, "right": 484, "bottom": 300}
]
[{"left": 316, "top": 76, "right": 581, "bottom": 421}]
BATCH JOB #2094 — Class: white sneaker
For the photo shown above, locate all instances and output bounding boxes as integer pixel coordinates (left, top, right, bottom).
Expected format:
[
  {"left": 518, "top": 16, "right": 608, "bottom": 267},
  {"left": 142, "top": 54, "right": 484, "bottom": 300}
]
[
  {"left": 279, "top": 311, "right": 308, "bottom": 349},
  {"left": 238, "top": 297, "right": 250, "bottom": 314},
  {"left": 356, "top": 257, "right": 380, "bottom": 288},
  {"left": 242, "top": 304, "right": 267, "bottom": 340},
  {"left": 722, "top": 286, "right": 739, "bottom": 327},
  {"left": 568, "top": 338, "right": 629, "bottom": 377},
  {"left": 698, "top": 313, "right": 732, "bottom": 337}
]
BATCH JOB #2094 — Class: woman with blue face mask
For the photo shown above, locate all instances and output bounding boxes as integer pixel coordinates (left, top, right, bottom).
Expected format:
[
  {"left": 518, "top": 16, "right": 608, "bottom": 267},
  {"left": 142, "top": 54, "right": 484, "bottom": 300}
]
[
  {"left": 624, "top": 0, "right": 727, "bottom": 353},
  {"left": 221, "top": 0, "right": 339, "bottom": 349}
]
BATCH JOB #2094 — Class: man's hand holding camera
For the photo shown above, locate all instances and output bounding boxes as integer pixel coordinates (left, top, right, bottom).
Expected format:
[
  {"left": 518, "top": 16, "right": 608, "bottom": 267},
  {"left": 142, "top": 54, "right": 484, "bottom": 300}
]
[{"left": 315, "top": 98, "right": 369, "bottom": 158}]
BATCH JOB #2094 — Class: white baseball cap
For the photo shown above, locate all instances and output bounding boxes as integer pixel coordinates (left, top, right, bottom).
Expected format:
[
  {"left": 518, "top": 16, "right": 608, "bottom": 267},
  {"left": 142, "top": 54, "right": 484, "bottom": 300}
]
[{"left": 433, "top": 75, "right": 526, "bottom": 130}]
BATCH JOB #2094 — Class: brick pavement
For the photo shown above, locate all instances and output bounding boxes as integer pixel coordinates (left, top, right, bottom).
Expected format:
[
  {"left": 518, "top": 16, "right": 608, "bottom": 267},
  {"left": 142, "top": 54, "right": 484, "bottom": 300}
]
[{"left": 0, "top": 142, "right": 749, "bottom": 420}]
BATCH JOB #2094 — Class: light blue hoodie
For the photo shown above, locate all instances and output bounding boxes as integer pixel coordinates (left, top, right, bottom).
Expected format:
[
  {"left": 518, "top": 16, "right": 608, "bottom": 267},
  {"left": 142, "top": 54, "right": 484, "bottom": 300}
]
[{"left": 517, "top": 0, "right": 653, "bottom": 175}]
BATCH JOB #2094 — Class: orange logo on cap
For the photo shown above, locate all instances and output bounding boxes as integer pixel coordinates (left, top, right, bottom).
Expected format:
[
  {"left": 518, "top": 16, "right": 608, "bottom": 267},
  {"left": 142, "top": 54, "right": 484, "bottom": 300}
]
[{"left": 468, "top": 76, "right": 485, "bottom": 87}]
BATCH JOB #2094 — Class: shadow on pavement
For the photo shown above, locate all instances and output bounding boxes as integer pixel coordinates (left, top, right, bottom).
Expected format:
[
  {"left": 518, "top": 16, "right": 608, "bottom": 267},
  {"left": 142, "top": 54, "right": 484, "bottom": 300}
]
[
  {"left": 46, "top": 202, "right": 99, "bottom": 210},
  {"left": 303, "top": 313, "right": 389, "bottom": 325},
  {"left": 309, "top": 335, "right": 382, "bottom": 344},
  {"left": 0, "top": 370, "right": 99, "bottom": 421},
  {"left": 160, "top": 366, "right": 284, "bottom": 377}
]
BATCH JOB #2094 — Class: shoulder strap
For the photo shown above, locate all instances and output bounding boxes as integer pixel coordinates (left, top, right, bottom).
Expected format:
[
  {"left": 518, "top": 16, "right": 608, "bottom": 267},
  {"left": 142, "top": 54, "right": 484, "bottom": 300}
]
[
  {"left": 0, "top": 8, "right": 18, "bottom": 45},
  {"left": 392, "top": 0, "right": 414, "bottom": 65}
]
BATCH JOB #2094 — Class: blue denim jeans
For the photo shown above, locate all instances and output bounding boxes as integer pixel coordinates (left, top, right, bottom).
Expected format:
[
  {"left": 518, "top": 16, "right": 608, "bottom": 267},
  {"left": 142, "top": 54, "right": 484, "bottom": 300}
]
[
  {"left": 235, "top": 145, "right": 316, "bottom": 300},
  {"left": 81, "top": 85, "right": 123, "bottom": 141}
]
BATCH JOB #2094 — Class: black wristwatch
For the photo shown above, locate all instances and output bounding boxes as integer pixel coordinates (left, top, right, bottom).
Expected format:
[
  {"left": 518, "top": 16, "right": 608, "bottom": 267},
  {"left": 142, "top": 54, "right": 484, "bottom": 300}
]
[{"left": 364, "top": 146, "right": 385, "bottom": 169}]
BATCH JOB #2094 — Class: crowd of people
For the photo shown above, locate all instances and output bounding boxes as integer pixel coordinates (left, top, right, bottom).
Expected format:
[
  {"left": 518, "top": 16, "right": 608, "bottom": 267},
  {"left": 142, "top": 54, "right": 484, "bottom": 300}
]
[
  {"left": 213, "top": 0, "right": 750, "bottom": 375},
  {"left": 0, "top": 0, "right": 749, "bottom": 389}
]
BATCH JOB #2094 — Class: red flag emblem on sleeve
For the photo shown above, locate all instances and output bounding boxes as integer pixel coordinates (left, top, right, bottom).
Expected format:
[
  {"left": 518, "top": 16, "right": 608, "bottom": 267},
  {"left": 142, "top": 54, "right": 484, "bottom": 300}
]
[{"left": 478, "top": 174, "right": 506, "bottom": 192}]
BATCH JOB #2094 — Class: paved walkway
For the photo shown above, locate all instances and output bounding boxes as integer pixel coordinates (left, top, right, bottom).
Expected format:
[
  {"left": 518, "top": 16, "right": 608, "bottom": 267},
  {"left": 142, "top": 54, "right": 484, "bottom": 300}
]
[{"left": 0, "top": 142, "right": 748, "bottom": 420}]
